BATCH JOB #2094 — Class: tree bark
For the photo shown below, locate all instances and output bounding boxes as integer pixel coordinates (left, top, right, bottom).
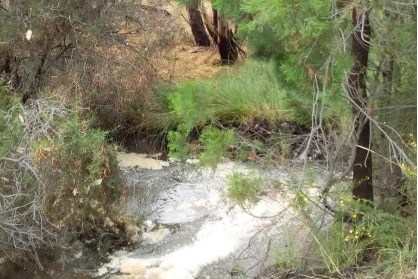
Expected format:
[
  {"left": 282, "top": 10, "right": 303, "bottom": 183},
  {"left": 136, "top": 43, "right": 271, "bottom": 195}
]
[
  {"left": 200, "top": 6, "right": 243, "bottom": 65},
  {"left": 201, "top": 4, "right": 218, "bottom": 44},
  {"left": 347, "top": 5, "right": 373, "bottom": 201},
  {"left": 216, "top": 12, "right": 238, "bottom": 64},
  {"left": 212, "top": 8, "right": 219, "bottom": 44},
  {"left": 187, "top": 4, "right": 210, "bottom": 47}
]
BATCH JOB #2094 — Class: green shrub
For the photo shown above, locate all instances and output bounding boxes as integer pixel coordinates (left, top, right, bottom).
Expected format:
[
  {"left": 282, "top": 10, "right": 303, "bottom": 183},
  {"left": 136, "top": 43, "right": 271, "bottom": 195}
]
[
  {"left": 326, "top": 201, "right": 416, "bottom": 277},
  {"left": 0, "top": 96, "right": 130, "bottom": 266},
  {"left": 199, "top": 126, "right": 237, "bottom": 167},
  {"left": 34, "top": 116, "right": 124, "bottom": 226},
  {"left": 226, "top": 171, "right": 262, "bottom": 206}
]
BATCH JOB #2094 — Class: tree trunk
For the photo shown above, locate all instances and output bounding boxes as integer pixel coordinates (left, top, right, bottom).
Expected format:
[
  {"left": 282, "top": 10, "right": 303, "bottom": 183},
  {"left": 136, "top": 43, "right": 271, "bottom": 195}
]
[
  {"left": 200, "top": 5, "right": 242, "bottom": 65},
  {"left": 187, "top": 4, "right": 210, "bottom": 47},
  {"left": 347, "top": 5, "right": 373, "bottom": 201},
  {"left": 216, "top": 12, "right": 238, "bottom": 64},
  {"left": 212, "top": 8, "right": 219, "bottom": 44},
  {"left": 201, "top": 4, "right": 218, "bottom": 44}
]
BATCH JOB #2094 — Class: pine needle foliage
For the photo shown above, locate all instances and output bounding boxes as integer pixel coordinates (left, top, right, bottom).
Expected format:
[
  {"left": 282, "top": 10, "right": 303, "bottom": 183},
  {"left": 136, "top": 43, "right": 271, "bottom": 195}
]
[{"left": 199, "top": 126, "right": 236, "bottom": 167}]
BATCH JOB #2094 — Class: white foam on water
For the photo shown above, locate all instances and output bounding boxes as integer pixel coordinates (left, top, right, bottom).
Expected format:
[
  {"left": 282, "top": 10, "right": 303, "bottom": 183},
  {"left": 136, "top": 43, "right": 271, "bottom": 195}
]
[
  {"left": 98, "top": 199, "right": 288, "bottom": 279},
  {"left": 97, "top": 161, "right": 291, "bottom": 279}
]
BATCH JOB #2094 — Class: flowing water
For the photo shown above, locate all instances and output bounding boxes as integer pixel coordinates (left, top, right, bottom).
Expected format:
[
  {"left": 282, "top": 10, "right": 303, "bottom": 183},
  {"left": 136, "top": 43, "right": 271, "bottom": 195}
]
[
  {"left": 95, "top": 154, "right": 310, "bottom": 279},
  {"left": 1, "top": 153, "right": 318, "bottom": 279}
]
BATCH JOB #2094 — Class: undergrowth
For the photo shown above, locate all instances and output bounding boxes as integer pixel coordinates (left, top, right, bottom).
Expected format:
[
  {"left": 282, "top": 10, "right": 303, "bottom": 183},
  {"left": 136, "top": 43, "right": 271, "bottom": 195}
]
[
  {"left": 289, "top": 170, "right": 417, "bottom": 279},
  {"left": 226, "top": 171, "right": 262, "bottom": 207},
  {"left": 148, "top": 59, "right": 351, "bottom": 166},
  {"left": 158, "top": 60, "right": 314, "bottom": 165},
  {"left": 148, "top": 56, "right": 416, "bottom": 278}
]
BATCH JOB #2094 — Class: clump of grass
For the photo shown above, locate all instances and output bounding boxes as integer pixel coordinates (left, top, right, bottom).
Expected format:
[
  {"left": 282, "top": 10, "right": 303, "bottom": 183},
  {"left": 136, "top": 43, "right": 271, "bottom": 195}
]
[
  {"left": 226, "top": 171, "right": 263, "bottom": 206},
  {"left": 151, "top": 60, "right": 291, "bottom": 130},
  {"left": 206, "top": 60, "right": 292, "bottom": 123}
]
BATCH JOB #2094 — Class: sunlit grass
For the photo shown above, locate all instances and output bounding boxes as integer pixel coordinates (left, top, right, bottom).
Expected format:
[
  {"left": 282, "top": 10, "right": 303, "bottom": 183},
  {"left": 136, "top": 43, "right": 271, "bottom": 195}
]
[
  {"left": 149, "top": 60, "right": 292, "bottom": 133},
  {"left": 205, "top": 60, "right": 292, "bottom": 123}
]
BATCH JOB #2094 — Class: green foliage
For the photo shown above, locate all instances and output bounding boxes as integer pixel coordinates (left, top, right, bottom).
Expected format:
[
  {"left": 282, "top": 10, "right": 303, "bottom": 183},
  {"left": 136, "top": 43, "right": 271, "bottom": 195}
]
[
  {"left": 168, "top": 81, "right": 216, "bottom": 131},
  {"left": 174, "top": 1, "right": 416, "bottom": 278},
  {"left": 0, "top": 80, "right": 18, "bottom": 109},
  {"left": 290, "top": 175, "right": 417, "bottom": 278},
  {"left": 226, "top": 171, "right": 262, "bottom": 206},
  {"left": 213, "top": 0, "right": 354, "bottom": 127},
  {"left": 167, "top": 60, "right": 291, "bottom": 124},
  {"left": 0, "top": 97, "right": 129, "bottom": 265},
  {"left": 199, "top": 126, "right": 237, "bottom": 166},
  {"left": 161, "top": 58, "right": 349, "bottom": 163},
  {"left": 142, "top": 82, "right": 180, "bottom": 133},
  {"left": 0, "top": 86, "right": 21, "bottom": 158},
  {"left": 164, "top": 60, "right": 294, "bottom": 163},
  {"left": 208, "top": 61, "right": 291, "bottom": 123},
  {"left": 167, "top": 126, "right": 192, "bottom": 160},
  {"left": 327, "top": 202, "right": 416, "bottom": 277},
  {"left": 281, "top": 160, "right": 416, "bottom": 277},
  {"left": 33, "top": 114, "right": 125, "bottom": 235}
]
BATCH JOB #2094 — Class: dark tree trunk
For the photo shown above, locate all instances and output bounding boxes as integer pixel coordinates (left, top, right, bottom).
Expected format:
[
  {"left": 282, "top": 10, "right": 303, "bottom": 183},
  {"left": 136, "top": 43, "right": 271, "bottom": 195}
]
[
  {"left": 217, "top": 13, "right": 238, "bottom": 64},
  {"left": 0, "top": 48, "right": 21, "bottom": 92},
  {"left": 212, "top": 8, "right": 219, "bottom": 44},
  {"left": 200, "top": 7, "right": 244, "bottom": 65},
  {"left": 0, "top": 49, "right": 10, "bottom": 74},
  {"left": 347, "top": 6, "right": 373, "bottom": 201},
  {"left": 218, "top": 30, "right": 238, "bottom": 64},
  {"left": 187, "top": 5, "right": 210, "bottom": 47}
]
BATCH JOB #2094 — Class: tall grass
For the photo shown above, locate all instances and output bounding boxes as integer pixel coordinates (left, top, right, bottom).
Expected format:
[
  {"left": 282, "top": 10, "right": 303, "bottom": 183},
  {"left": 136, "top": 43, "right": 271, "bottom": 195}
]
[
  {"left": 205, "top": 61, "right": 292, "bottom": 123},
  {"left": 148, "top": 60, "right": 292, "bottom": 132}
]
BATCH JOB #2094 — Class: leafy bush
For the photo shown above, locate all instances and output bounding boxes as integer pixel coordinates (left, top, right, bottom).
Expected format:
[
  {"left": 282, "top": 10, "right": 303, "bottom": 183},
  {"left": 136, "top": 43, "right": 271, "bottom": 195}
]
[
  {"left": 33, "top": 116, "right": 126, "bottom": 237},
  {"left": 324, "top": 201, "right": 416, "bottom": 278},
  {"left": 0, "top": 94, "right": 130, "bottom": 267},
  {"left": 0, "top": 93, "right": 57, "bottom": 266},
  {"left": 199, "top": 126, "right": 237, "bottom": 167}
]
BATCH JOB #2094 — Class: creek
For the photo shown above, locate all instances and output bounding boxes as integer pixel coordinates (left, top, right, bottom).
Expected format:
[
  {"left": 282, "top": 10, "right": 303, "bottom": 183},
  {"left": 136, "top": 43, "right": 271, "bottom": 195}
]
[
  {"left": 95, "top": 153, "right": 310, "bottom": 279},
  {"left": 1, "top": 153, "right": 319, "bottom": 279}
]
